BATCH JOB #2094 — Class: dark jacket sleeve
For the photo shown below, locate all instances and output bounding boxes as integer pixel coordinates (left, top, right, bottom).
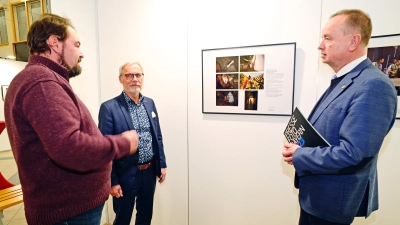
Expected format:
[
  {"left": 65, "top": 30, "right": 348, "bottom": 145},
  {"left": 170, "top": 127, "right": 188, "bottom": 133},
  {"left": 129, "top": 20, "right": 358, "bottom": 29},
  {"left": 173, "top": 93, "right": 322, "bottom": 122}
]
[
  {"left": 98, "top": 102, "right": 120, "bottom": 186},
  {"left": 152, "top": 100, "right": 167, "bottom": 169}
]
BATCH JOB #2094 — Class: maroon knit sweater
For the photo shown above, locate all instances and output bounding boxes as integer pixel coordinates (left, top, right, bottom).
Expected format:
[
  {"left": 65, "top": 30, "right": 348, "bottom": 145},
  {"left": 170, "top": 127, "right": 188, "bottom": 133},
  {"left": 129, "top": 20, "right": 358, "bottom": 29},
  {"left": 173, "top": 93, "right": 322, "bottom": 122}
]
[{"left": 4, "top": 55, "right": 130, "bottom": 225}]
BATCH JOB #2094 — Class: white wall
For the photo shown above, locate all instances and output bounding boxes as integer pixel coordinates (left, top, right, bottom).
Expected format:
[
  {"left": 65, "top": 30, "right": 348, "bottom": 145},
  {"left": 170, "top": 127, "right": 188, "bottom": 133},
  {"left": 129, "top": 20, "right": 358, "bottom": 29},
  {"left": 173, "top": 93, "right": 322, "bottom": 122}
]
[
  {"left": 188, "top": 0, "right": 400, "bottom": 224},
  {"left": 187, "top": 0, "right": 400, "bottom": 224},
  {"left": 188, "top": 1, "right": 322, "bottom": 224},
  {"left": 51, "top": 0, "right": 102, "bottom": 121},
  {"left": 96, "top": 1, "right": 188, "bottom": 224},
  {"left": 0, "top": 59, "right": 26, "bottom": 151}
]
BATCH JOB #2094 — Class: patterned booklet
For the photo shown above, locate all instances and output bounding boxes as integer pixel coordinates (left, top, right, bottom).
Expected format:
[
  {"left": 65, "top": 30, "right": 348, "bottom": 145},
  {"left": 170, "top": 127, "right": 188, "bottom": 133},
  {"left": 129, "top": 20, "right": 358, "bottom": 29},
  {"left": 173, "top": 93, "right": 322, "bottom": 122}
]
[{"left": 283, "top": 107, "right": 330, "bottom": 147}]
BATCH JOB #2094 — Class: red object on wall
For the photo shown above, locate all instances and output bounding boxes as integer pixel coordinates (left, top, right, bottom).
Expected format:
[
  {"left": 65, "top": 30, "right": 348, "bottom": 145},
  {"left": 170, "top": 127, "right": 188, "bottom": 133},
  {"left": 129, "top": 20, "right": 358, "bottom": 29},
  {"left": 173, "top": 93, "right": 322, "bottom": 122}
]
[{"left": 0, "top": 121, "right": 6, "bottom": 134}]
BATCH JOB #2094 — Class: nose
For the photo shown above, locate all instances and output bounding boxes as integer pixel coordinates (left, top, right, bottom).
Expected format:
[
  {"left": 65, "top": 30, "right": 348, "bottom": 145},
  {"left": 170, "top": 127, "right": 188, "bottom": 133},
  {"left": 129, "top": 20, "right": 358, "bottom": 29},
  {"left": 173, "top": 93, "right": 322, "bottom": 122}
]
[
  {"left": 79, "top": 50, "right": 84, "bottom": 59},
  {"left": 318, "top": 40, "right": 324, "bottom": 50}
]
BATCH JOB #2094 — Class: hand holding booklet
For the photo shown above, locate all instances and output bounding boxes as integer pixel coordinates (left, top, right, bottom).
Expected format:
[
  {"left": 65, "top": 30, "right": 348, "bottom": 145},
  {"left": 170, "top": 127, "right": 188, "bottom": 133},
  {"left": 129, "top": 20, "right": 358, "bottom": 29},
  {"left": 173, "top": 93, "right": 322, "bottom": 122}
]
[{"left": 283, "top": 107, "right": 330, "bottom": 147}]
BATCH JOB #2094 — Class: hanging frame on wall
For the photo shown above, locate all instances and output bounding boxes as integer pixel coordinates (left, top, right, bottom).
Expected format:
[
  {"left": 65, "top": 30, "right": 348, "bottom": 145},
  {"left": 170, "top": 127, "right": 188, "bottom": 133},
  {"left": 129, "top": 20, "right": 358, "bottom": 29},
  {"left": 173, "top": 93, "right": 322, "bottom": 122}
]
[
  {"left": 367, "top": 33, "right": 400, "bottom": 119},
  {"left": 1, "top": 85, "right": 8, "bottom": 101},
  {"left": 202, "top": 43, "right": 296, "bottom": 116}
]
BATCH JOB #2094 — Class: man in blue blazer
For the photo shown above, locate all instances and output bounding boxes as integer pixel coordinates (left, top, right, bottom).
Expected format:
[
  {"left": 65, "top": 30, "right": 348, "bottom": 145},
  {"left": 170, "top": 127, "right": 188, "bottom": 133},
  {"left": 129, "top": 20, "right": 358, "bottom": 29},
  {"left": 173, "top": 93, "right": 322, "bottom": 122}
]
[
  {"left": 282, "top": 9, "right": 397, "bottom": 225},
  {"left": 98, "top": 62, "right": 167, "bottom": 225}
]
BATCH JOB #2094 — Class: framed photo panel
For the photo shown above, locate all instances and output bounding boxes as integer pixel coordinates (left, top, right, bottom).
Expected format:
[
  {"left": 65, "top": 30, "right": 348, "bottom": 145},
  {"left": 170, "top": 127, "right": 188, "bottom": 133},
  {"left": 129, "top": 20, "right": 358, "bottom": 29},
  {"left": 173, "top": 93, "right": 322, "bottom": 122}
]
[
  {"left": 368, "top": 34, "right": 400, "bottom": 118},
  {"left": 202, "top": 43, "right": 296, "bottom": 116}
]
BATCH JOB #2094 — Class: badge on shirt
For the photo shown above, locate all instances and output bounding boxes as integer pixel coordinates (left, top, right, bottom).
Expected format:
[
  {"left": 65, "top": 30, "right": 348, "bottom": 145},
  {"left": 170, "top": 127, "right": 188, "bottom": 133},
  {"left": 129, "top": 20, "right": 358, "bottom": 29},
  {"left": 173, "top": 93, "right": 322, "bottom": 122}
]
[{"left": 151, "top": 111, "right": 156, "bottom": 118}]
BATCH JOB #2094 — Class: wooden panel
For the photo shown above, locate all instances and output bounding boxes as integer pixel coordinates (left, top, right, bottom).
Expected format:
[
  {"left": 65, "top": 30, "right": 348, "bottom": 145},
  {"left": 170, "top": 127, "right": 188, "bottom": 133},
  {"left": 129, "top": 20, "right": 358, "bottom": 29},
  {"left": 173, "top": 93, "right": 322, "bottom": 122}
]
[
  {"left": 0, "top": 185, "right": 23, "bottom": 210},
  {"left": 0, "top": 195, "right": 23, "bottom": 210}
]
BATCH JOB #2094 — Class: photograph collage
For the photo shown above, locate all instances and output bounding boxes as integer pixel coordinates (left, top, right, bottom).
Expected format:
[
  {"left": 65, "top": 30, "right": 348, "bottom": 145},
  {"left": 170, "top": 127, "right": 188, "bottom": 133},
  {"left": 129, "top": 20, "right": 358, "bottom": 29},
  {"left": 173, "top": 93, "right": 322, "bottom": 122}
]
[
  {"left": 215, "top": 54, "right": 265, "bottom": 111},
  {"left": 367, "top": 43, "right": 400, "bottom": 96}
]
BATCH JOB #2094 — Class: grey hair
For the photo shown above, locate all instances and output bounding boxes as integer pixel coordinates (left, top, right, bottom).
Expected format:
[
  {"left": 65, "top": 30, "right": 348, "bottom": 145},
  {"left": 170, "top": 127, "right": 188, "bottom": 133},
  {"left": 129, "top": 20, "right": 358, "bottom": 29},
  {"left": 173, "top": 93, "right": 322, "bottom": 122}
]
[{"left": 119, "top": 61, "right": 144, "bottom": 76}]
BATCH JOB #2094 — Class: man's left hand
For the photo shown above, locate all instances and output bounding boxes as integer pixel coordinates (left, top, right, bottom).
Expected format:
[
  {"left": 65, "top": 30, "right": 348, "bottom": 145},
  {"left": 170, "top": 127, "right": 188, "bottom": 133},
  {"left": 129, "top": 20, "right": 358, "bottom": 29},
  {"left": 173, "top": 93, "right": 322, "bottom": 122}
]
[{"left": 158, "top": 168, "right": 166, "bottom": 184}]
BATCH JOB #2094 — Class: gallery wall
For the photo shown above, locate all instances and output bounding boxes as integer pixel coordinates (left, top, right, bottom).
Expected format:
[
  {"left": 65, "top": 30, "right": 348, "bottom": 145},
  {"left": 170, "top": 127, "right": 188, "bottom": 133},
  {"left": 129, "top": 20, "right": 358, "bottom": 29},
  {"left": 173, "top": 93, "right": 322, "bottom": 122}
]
[
  {"left": 0, "top": 0, "right": 399, "bottom": 224},
  {"left": 187, "top": 1, "right": 322, "bottom": 224},
  {"left": 190, "top": 0, "right": 400, "bottom": 224},
  {"left": 95, "top": 1, "right": 189, "bottom": 224},
  {"left": 186, "top": 0, "right": 400, "bottom": 224},
  {"left": 51, "top": 0, "right": 102, "bottom": 121}
]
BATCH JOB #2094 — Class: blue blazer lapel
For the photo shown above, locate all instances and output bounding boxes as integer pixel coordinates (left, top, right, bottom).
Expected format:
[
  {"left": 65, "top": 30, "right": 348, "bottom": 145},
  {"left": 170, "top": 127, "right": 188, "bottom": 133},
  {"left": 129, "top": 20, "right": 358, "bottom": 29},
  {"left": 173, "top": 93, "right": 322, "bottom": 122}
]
[
  {"left": 116, "top": 92, "right": 135, "bottom": 130},
  {"left": 142, "top": 97, "right": 156, "bottom": 131},
  {"left": 309, "top": 59, "right": 372, "bottom": 124}
]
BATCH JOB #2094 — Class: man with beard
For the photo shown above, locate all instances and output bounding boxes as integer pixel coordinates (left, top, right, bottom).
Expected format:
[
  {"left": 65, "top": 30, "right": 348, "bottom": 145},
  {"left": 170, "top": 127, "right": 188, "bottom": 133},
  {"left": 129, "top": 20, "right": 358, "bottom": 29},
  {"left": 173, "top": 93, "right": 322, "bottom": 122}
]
[
  {"left": 98, "top": 62, "right": 167, "bottom": 225},
  {"left": 4, "top": 14, "right": 139, "bottom": 225}
]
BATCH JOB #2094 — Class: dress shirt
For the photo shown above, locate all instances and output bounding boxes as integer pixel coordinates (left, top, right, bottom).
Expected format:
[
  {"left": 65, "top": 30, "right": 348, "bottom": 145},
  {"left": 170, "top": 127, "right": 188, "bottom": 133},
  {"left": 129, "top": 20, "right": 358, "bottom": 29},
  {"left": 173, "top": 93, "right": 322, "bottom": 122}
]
[
  {"left": 123, "top": 92, "right": 154, "bottom": 163},
  {"left": 334, "top": 55, "right": 367, "bottom": 79}
]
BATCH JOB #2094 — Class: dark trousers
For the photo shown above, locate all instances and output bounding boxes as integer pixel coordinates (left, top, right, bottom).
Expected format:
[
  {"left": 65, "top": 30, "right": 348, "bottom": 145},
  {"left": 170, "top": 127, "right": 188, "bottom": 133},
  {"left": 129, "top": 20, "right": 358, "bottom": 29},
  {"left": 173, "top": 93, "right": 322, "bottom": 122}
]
[
  {"left": 113, "top": 163, "right": 157, "bottom": 225},
  {"left": 299, "top": 208, "right": 350, "bottom": 225}
]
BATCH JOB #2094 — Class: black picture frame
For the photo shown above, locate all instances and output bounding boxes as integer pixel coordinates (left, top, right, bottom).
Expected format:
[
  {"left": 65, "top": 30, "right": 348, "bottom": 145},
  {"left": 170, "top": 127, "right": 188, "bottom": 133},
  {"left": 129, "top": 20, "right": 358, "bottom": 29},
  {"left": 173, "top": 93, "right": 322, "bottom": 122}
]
[
  {"left": 202, "top": 43, "right": 296, "bottom": 116},
  {"left": 1, "top": 85, "right": 8, "bottom": 101}
]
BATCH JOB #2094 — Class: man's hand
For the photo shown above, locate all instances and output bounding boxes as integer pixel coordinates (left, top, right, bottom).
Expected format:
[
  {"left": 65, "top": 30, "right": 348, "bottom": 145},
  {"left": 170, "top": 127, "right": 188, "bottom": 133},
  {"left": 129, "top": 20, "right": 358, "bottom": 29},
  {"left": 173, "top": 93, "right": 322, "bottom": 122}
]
[
  {"left": 282, "top": 143, "right": 300, "bottom": 165},
  {"left": 158, "top": 168, "right": 166, "bottom": 184},
  {"left": 110, "top": 184, "right": 123, "bottom": 198},
  {"left": 121, "top": 130, "right": 139, "bottom": 154}
]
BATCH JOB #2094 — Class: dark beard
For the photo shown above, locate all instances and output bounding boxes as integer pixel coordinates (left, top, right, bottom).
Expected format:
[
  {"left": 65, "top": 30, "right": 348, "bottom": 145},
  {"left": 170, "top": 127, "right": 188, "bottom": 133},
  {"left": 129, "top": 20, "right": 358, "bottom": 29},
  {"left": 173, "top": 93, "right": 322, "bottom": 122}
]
[
  {"left": 67, "top": 64, "right": 82, "bottom": 78},
  {"left": 60, "top": 46, "right": 82, "bottom": 78}
]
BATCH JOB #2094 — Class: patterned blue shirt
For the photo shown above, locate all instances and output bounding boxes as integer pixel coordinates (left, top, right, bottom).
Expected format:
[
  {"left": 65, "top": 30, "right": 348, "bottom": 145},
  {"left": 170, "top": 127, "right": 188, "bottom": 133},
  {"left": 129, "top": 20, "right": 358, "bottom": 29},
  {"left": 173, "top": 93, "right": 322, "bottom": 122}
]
[{"left": 123, "top": 92, "right": 154, "bottom": 163}]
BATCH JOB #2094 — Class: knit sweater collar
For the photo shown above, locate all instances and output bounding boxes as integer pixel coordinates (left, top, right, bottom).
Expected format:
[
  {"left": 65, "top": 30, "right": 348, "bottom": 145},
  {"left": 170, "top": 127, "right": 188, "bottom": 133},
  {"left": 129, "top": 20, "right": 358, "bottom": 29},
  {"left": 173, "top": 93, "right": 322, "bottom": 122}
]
[{"left": 28, "top": 55, "right": 70, "bottom": 82}]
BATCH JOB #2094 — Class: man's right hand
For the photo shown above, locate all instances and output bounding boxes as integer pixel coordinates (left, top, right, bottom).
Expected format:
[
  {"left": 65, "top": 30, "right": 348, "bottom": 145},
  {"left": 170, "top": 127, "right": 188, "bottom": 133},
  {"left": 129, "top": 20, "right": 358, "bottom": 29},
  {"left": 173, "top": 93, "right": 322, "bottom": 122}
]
[
  {"left": 121, "top": 130, "right": 138, "bottom": 154},
  {"left": 110, "top": 185, "right": 123, "bottom": 198},
  {"left": 282, "top": 143, "right": 300, "bottom": 165}
]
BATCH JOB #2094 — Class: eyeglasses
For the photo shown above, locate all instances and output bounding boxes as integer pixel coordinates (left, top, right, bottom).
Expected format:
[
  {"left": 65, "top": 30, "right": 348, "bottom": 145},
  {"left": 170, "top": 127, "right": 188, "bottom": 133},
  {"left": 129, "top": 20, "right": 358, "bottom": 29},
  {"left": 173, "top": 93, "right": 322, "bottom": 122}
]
[{"left": 124, "top": 73, "right": 144, "bottom": 80}]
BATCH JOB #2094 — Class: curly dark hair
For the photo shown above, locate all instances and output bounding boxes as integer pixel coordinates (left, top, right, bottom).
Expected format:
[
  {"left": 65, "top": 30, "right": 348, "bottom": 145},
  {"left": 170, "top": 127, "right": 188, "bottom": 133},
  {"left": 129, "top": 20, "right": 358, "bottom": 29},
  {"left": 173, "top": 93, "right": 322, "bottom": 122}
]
[{"left": 27, "top": 13, "right": 74, "bottom": 55}]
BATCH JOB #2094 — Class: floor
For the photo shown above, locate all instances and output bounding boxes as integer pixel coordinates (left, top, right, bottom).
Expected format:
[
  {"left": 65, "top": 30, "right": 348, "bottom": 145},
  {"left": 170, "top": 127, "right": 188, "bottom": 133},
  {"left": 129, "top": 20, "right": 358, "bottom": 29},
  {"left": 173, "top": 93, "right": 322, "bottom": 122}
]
[{"left": 0, "top": 150, "right": 26, "bottom": 225}]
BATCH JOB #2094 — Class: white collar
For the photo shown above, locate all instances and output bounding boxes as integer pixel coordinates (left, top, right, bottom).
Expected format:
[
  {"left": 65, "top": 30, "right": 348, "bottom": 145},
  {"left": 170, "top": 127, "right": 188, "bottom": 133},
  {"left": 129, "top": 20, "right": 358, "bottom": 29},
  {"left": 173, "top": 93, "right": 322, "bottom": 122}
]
[{"left": 334, "top": 55, "right": 367, "bottom": 78}]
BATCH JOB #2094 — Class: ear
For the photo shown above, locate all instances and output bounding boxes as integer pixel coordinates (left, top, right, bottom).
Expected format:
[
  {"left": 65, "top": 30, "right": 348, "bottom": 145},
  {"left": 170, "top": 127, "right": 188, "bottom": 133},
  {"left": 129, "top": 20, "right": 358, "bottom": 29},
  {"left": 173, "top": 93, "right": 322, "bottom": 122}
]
[
  {"left": 349, "top": 34, "right": 362, "bottom": 52},
  {"left": 46, "top": 35, "right": 63, "bottom": 54},
  {"left": 119, "top": 75, "right": 123, "bottom": 84}
]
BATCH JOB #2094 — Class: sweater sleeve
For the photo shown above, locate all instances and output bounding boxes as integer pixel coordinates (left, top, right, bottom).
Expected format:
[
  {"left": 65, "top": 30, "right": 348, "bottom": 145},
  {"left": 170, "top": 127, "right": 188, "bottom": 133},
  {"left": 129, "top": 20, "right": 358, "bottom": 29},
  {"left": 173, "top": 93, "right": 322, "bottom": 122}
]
[{"left": 21, "top": 80, "right": 130, "bottom": 172}]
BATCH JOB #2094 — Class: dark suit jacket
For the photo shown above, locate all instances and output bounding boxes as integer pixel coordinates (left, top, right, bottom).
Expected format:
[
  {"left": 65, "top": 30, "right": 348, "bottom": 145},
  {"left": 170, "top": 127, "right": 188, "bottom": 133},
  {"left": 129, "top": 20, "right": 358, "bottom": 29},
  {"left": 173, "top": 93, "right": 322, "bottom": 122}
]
[
  {"left": 293, "top": 59, "right": 397, "bottom": 224},
  {"left": 98, "top": 92, "right": 166, "bottom": 190}
]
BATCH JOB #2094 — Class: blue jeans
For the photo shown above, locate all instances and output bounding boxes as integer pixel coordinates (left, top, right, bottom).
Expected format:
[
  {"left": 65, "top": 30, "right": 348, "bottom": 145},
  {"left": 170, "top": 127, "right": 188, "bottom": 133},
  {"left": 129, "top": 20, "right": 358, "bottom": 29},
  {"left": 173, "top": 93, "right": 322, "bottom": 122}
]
[{"left": 53, "top": 204, "right": 104, "bottom": 225}]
